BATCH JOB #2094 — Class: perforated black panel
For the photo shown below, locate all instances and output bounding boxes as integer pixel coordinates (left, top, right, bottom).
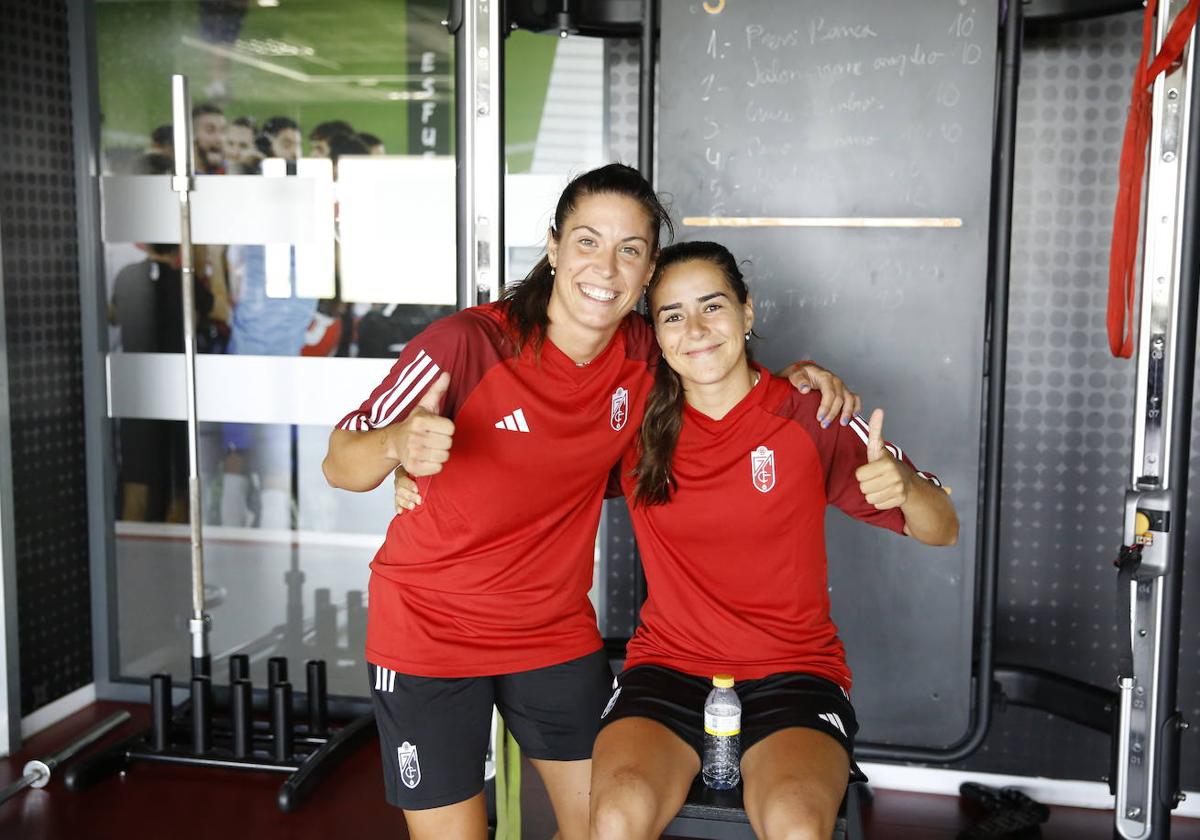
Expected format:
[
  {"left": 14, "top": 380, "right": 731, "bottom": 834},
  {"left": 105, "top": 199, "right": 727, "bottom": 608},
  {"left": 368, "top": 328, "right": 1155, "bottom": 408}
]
[
  {"left": 954, "top": 13, "right": 1198, "bottom": 789},
  {"left": 0, "top": 0, "right": 93, "bottom": 715}
]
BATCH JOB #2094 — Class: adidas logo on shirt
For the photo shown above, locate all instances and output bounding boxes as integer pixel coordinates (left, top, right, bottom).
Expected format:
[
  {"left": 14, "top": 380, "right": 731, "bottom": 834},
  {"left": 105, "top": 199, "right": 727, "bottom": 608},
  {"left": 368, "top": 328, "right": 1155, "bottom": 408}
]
[{"left": 495, "top": 408, "right": 531, "bottom": 433}]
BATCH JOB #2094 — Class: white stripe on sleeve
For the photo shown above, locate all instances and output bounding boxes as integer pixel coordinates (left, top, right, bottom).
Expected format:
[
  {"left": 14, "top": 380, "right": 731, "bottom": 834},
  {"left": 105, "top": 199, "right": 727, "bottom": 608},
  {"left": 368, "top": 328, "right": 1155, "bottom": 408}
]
[
  {"left": 378, "top": 363, "right": 442, "bottom": 427},
  {"left": 364, "top": 352, "right": 425, "bottom": 426},
  {"left": 371, "top": 352, "right": 433, "bottom": 426},
  {"left": 849, "top": 415, "right": 905, "bottom": 462},
  {"left": 917, "top": 471, "right": 943, "bottom": 487},
  {"left": 847, "top": 415, "right": 870, "bottom": 446}
]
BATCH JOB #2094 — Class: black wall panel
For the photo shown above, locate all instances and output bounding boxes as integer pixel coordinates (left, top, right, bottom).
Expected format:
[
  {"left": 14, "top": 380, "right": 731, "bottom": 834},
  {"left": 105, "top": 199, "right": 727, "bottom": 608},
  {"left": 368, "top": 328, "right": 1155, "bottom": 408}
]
[
  {"left": 0, "top": 0, "right": 93, "bottom": 715},
  {"left": 955, "top": 13, "right": 1199, "bottom": 789}
]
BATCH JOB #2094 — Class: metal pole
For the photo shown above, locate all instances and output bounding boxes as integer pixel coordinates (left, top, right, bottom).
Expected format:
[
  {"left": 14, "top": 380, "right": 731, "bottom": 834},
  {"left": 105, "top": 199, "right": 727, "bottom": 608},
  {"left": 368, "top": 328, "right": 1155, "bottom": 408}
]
[
  {"left": 638, "top": 0, "right": 657, "bottom": 181},
  {"left": 452, "top": 0, "right": 503, "bottom": 309},
  {"left": 0, "top": 711, "right": 130, "bottom": 806},
  {"left": 170, "top": 75, "right": 210, "bottom": 678}
]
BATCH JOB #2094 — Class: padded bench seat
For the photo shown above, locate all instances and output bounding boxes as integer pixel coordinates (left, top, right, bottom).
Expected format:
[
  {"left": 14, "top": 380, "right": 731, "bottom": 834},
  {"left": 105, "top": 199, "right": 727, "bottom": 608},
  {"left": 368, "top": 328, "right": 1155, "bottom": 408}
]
[{"left": 665, "top": 778, "right": 864, "bottom": 840}]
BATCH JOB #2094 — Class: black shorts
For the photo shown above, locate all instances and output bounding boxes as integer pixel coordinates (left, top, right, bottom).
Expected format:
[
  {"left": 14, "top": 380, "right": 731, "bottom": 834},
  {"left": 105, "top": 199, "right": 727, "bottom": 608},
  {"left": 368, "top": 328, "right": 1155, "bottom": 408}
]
[
  {"left": 599, "top": 665, "right": 867, "bottom": 783},
  {"left": 369, "top": 648, "right": 614, "bottom": 810}
]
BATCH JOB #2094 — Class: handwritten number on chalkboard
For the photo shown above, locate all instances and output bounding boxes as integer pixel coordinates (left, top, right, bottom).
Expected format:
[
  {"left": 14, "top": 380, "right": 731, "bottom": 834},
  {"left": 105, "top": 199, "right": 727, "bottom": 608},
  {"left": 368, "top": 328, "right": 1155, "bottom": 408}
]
[
  {"left": 934, "top": 82, "right": 961, "bottom": 108},
  {"left": 948, "top": 10, "right": 975, "bottom": 38},
  {"left": 940, "top": 122, "right": 962, "bottom": 143},
  {"left": 700, "top": 73, "right": 715, "bottom": 101}
]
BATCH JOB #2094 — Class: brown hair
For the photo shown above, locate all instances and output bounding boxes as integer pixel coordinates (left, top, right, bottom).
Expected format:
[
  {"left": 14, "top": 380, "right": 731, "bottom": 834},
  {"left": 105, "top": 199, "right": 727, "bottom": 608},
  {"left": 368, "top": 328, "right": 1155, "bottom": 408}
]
[
  {"left": 500, "top": 163, "right": 673, "bottom": 353},
  {"left": 632, "top": 241, "right": 752, "bottom": 507}
]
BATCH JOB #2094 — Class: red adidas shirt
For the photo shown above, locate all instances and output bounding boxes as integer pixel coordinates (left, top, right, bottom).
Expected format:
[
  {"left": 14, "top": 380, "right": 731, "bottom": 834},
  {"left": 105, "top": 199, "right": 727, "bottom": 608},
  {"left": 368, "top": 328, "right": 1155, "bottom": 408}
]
[
  {"left": 619, "top": 365, "right": 940, "bottom": 693},
  {"left": 338, "top": 303, "right": 658, "bottom": 677}
]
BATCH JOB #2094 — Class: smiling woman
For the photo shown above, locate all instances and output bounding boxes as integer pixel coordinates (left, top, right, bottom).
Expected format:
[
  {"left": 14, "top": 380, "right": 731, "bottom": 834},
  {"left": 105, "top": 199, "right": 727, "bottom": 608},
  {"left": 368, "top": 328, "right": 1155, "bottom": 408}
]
[
  {"left": 545, "top": 193, "right": 659, "bottom": 362},
  {"left": 652, "top": 254, "right": 756, "bottom": 410},
  {"left": 321, "top": 164, "right": 676, "bottom": 840},
  {"left": 324, "top": 166, "right": 862, "bottom": 840},
  {"left": 589, "top": 241, "right": 958, "bottom": 840},
  {"left": 498, "top": 163, "right": 672, "bottom": 365}
]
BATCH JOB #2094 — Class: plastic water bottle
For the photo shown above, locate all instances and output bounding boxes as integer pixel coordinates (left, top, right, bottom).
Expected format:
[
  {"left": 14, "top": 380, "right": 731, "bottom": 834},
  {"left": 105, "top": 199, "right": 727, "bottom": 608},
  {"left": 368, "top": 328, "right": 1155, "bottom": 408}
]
[{"left": 702, "top": 674, "right": 741, "bottom": 790}]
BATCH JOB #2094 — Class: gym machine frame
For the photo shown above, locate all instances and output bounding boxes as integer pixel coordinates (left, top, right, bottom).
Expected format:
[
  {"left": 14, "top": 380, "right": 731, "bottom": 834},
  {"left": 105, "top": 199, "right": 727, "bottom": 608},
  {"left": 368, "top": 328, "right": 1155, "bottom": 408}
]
[
  {"left": 930, "top": 2, "right": 1197, "bottom": 837},
  {"left": 64, "top": 76, "right": 375, "bottom": 812},
  {"left": 1112, "top": 0, "right": 1199, "bottom": 835}
]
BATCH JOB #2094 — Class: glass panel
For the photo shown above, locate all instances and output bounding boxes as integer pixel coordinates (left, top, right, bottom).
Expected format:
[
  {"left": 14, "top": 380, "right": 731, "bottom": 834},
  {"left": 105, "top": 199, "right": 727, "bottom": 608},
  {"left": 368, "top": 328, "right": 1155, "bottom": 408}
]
[
  {"left": 98, "top": 0, "right": 456, "bottom": 694},
  {"left": 503, "top": 32, "right": 606, "bottom": 176},
  {"left": 505, "top": 173, "right": 565, "bottom": 246},
  {"left": 100, "top": 172, "right": 327, "bottom": 246},
  {"left": 113, "top": 425, "right": 384, "bottom": 697},
  {"left": 115, "top": 521, "right": 374, "bottom": 697},
  {"left": 336, "top": 156, "right": 456, "bottom": 305},
  {"left": 107, "top": 353, "right": 395, "bottom": 425},
  {"left": 102, "top": 3, "right": 623, "bottom": 693}
]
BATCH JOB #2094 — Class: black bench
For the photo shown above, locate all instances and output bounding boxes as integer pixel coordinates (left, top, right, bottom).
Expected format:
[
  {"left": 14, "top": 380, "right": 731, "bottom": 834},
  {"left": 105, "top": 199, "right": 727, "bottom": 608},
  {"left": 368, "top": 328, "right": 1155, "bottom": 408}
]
[{"left": 665, "top": 778, "right": 865, "bottom": 840}]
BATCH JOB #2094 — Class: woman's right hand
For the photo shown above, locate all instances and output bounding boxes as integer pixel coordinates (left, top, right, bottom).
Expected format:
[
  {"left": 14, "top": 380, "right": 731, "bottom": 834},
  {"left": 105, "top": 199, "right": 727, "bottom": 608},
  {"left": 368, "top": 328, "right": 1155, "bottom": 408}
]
[
  {"left": 393, "top": 466, "right": 422, "bottom": 514},
  {"left": 389, "top": 372, "right": 455, "bottom": 476}
]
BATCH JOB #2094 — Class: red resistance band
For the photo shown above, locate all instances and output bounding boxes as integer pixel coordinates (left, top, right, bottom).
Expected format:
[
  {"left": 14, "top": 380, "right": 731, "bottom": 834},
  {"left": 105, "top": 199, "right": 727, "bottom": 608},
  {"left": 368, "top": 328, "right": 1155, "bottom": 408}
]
[{"left": 1108, "top": 0, "right": 1200, "bottom": 358}]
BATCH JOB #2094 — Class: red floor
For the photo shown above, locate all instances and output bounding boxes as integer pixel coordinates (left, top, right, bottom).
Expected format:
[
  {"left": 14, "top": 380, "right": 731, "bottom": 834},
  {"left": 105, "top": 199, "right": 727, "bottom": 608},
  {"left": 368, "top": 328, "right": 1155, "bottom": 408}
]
[{"left": 2, "top": 700, "right": 1198, "bottom": 839}]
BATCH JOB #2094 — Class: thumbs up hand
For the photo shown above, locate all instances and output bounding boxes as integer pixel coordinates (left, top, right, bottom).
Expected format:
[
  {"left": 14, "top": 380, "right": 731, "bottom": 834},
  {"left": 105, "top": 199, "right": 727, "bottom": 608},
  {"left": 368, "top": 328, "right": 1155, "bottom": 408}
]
[
  {"left": 389, "top": 372, "right": 455, "bottom": 477},
  {"left": 854, "top": 408, "right": 912, "bottom": 510},
  {"left": 866, "top": 407, "right": 885, "bottom": 463}
]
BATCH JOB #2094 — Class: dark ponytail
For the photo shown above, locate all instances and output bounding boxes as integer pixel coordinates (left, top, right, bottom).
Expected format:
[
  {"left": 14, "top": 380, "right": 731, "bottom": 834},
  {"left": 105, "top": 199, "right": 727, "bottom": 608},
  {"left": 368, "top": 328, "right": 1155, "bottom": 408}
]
[
  {"left": 501, "top": 163, "right": 673, "bottom": 353},
  {"left": 501, "top": 255, "right": 556, "bottom": 354},
  {"left": 632, "top": 355, "right": 687, "bottom": 506},
  {"left": 632, "top": 241, "right": 751, "bottom": 507}
]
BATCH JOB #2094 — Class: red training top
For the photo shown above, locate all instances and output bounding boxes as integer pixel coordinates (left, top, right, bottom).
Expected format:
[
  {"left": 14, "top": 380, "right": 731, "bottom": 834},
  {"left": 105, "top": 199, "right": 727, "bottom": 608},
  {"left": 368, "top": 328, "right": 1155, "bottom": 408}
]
[
  {"left": 619, "top": 365, "right": 940, "bottom": 693},
  {"left": 337, "top": 303, "right": 658, "bottom": 677}
]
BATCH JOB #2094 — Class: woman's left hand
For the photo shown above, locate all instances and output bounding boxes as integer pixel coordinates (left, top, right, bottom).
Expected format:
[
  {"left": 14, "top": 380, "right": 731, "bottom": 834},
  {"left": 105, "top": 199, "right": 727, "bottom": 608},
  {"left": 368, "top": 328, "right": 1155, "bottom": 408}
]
[
  {"left": 393, "top": 466, "right": 422, "bottom": 514},
  {"left": 776, "top": 361, "right": 863, "bottom": 428}
]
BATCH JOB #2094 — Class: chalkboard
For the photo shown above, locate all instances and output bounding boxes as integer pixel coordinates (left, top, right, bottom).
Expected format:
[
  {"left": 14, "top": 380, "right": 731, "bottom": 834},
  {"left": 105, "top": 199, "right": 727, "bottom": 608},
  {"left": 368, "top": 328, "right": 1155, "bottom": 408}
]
[{"left": 658, "top": 0, "right": 998, "bottom": 749}]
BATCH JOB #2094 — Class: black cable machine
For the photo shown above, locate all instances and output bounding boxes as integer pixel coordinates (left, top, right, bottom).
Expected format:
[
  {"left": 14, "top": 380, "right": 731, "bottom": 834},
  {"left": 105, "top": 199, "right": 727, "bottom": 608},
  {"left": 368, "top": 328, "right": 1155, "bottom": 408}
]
[
  {"left": 524, "top": 0, "right": 1195, "bottom": 838},
  {"left": 964, "top": 2, "right": 1197, "bottom": 837}
]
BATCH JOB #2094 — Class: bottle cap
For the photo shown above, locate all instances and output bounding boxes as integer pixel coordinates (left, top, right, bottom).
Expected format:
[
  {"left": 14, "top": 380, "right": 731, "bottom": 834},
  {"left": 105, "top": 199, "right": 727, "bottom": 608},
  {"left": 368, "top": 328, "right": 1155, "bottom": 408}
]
[{"left": 712, "top": 674, "right": 734, "bottom": 688}]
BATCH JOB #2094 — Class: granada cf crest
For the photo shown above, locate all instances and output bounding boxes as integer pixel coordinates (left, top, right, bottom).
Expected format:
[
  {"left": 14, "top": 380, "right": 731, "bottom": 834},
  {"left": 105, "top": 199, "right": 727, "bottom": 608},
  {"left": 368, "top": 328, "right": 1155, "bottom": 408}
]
[
  {"left": 610, "top": 387, "right": 629, "bottom": 431},
  {"left": 751, "top": 445, "right": 776, "bottom": 493},
  {"left": 398, "top": 741, "right": 422, "bottom": 789}
]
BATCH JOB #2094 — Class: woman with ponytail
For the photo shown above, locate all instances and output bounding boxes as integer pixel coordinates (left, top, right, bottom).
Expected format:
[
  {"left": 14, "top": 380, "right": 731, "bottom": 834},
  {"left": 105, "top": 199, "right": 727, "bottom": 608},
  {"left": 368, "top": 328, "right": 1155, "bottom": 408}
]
[
  {"left": 327, "top": 165, "right": 858, "bottom": 840},
  {"left": 589, "top": 241, "right": 959, "bottom": 840}
]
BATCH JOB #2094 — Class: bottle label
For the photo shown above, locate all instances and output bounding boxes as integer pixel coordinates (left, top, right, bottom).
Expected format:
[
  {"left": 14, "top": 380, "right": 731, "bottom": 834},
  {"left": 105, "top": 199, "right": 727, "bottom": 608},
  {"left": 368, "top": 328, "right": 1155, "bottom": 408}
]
[{"left": 704, "top": 711, "right": 741, "bottom": 736}]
